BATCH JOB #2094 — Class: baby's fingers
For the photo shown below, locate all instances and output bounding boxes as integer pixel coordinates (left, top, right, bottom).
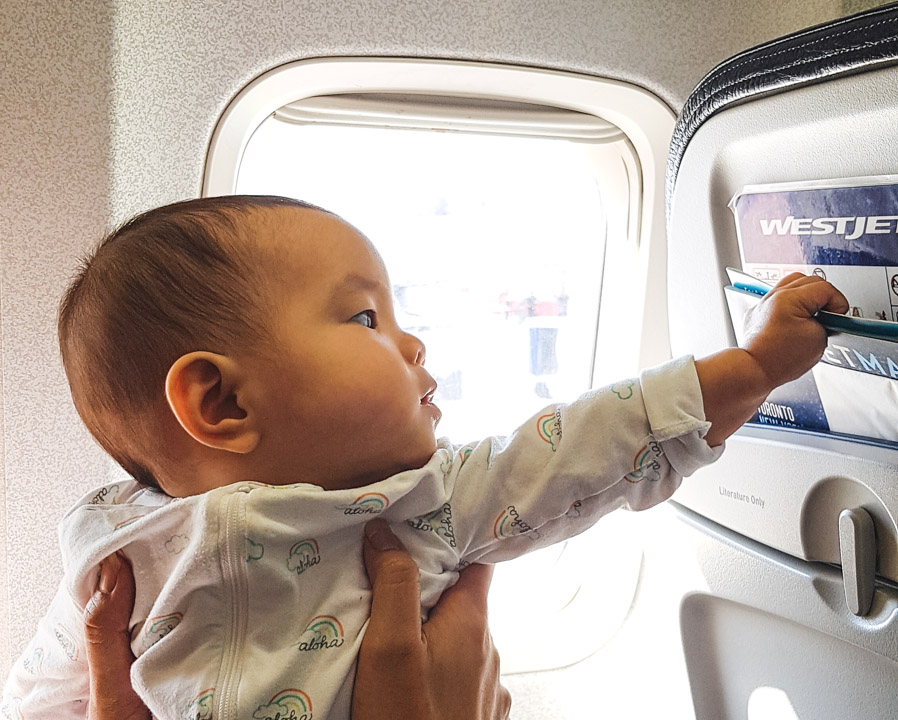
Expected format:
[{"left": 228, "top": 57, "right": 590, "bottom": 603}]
[
  {"left": 768, "top": 274, "right": 849, "bottom": 317},
  {"left": 791, "top": 278, "right": 849, "bottom": 316},
  {"left": 771, "top": 271, "right": 822, "bottom": 289}
]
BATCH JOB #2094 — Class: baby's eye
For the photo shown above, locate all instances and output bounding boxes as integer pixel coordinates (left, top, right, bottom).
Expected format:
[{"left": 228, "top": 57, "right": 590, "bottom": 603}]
[{"left": 349, "top": 310, "right": 376, "bottom": 329}]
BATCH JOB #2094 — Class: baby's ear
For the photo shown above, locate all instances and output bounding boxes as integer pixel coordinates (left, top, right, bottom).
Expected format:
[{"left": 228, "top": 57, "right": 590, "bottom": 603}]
[{"left": 165, "top": 352, "right": 260, "bottom": 454}]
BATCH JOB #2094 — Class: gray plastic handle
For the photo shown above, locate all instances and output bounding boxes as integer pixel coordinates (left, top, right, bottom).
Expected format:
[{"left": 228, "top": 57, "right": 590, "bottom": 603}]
[{"left": 839, "top": 507, "right": 876, "bottom": 616}]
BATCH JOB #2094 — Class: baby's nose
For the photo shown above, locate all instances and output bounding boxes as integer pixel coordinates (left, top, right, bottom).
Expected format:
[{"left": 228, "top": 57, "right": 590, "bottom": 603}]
[{"left": 403, "top": 332, "right": 426, "bottom": 365}]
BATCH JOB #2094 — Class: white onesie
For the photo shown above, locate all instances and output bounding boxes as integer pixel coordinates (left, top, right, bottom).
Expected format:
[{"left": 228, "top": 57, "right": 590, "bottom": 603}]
[{"left": 3, "top": 356, "right": 722, "bottom": 720}]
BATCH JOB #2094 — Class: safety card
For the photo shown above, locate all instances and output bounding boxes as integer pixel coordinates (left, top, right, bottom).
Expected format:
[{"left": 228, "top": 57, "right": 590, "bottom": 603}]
[{"left": 727, "top": 177, "right": 898, "bottom": 448}]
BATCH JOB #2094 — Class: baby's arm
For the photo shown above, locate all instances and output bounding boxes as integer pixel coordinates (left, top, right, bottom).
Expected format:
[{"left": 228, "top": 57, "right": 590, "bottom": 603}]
[
  {"left": 436, "top": 357, "right": 719, "bottom": 567},
  {"left": 696, "top": 272, "right": 849, "bottom": 447},
  {"left": 436, "top": 273, "right": 847, "bottom": 566}
]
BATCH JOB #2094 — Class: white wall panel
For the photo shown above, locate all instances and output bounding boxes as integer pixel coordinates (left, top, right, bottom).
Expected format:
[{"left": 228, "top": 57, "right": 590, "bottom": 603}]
[{"left": 0, "top": 0, "right": 116, "bottom": 677}]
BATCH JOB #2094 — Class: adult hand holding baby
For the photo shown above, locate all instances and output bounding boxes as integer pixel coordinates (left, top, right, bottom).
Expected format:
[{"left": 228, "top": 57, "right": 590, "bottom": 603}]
[
  {"left": 85, "top": 552, "right": 147, "bottom": 720},
  {"left": 355, "top": 519, "right": 511, "bottom": 720},
  {"left": 85, "top": 522, "right": 510, "bottom": 720}
]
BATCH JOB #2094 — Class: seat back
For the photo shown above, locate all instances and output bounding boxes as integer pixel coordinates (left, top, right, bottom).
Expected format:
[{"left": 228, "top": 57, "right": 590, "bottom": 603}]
[{"left": 666, "top": 5, "right": 898, "bottom": 718}]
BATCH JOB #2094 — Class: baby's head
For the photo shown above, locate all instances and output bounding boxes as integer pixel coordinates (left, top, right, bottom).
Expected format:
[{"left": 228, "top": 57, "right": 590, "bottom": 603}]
[{"left": 59, "top": 196, "right": 440, "bottom": 497}]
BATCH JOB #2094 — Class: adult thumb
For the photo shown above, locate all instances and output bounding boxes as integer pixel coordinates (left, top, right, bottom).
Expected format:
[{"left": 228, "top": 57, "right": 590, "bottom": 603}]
[
  {"left": 84, "top": 552, "right": 149, "bottom": 720},
  {"left": 84, "top": 551, "right": 135, "bottom": 655},
  {"left": 362, "top": 519, "right": 423, "bottom": 646}
]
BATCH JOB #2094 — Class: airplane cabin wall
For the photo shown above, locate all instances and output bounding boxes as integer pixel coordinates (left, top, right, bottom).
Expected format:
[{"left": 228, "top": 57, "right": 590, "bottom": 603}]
[{"left": 0, "top": 0, "right": 862, "bottom": 678}]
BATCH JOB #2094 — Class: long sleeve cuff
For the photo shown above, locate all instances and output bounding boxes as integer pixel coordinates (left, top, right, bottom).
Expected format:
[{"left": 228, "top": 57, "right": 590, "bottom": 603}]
[{"left": 641, "top": 355, "right": 724, "bottom": 477}]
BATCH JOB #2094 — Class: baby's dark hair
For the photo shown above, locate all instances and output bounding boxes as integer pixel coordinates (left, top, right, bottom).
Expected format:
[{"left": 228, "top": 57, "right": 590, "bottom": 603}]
[{"left": 58, "top": 195, "right": 325, "bottom": 489}]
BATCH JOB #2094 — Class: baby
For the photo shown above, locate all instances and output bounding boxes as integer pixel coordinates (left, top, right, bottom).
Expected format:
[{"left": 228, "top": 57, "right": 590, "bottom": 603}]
[{"left": 3, "top": 195, "right": 847, "bottom": 720}]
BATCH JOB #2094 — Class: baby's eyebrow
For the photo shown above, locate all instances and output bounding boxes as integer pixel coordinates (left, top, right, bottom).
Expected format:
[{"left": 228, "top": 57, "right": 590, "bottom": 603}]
[{"left": 330, "top": 273, "right": 388, "bottom": 300}]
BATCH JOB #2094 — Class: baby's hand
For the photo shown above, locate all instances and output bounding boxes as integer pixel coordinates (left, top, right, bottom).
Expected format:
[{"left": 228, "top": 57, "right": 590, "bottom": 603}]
[
  {"left": 742, "top": 272, "right": 849, "bottom": 388},
  {"left": 695, "top": 273, "right": 848, "bottom": 446}
]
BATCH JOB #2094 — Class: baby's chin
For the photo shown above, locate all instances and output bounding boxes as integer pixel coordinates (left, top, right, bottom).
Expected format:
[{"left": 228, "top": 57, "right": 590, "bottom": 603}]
[
  {"left": 328, "top": 445, "right": 441, "bottom": 490},
  {"left": 390, "top": 442, "right": 441, "bottom": 476},
  {"left": 397, "top": 445, "right": 438, "bottom": 472}
]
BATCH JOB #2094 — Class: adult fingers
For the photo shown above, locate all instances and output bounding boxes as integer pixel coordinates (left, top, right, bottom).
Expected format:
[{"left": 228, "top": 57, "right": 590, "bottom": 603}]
[
  {"left": 424, "top": 562, "right": 511, "bottom": 720},
  {"left": 354, "top": 521, "right": 432, "bottom": 720},
  {"left": 362, "top": 519, "right": 423, "bottom": 650},
  {"left": 485, "top": 657, "right": 513, "bottom": 720},
  {"left": 84, "top": 552, "right": 134, "bottom": 647},
  {"left": 427, "top": 563, "right": 493, "bottom": 629},
  {"left": 498, "top": 680, "right": 513, "bottom": 719},
  {"left": 84, "top": 552, "right": 149, "bottom": 720},
  {"left": 450, "top": 563, "right": 494, "bottom": 606}
]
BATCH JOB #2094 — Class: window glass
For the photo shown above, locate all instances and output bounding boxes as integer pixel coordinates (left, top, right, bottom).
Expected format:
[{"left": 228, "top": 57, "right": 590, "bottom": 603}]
[{"left": 237, "top": 119, "right": 606, "bottom": 441}]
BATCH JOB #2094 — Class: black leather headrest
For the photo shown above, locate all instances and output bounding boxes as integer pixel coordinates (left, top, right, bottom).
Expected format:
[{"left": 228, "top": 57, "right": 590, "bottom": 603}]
[{"left": 666, "top": 2, "right": 898, "bottom": 221}]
